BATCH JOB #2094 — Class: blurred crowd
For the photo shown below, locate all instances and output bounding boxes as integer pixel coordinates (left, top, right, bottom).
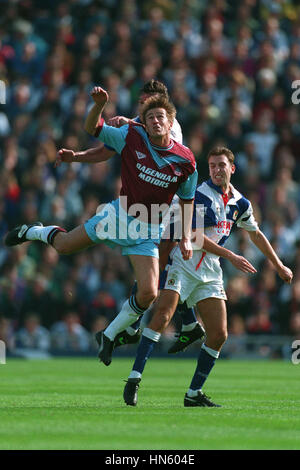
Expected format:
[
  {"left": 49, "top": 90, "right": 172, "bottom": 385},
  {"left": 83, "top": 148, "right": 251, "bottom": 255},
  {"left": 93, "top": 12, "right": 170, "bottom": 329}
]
[{"left": 0, "top": 0, "right": 300, "bottom": 354}]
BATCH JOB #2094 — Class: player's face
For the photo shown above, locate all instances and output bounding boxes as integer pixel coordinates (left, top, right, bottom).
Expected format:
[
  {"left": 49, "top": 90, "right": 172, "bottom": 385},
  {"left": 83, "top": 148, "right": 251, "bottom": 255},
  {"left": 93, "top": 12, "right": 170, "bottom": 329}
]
[
  {"left": 144, "top": 107, "right": 172, "bottom": 138},
  {"left": 208, "top": 154, "right": 235, "bottom": 189}
]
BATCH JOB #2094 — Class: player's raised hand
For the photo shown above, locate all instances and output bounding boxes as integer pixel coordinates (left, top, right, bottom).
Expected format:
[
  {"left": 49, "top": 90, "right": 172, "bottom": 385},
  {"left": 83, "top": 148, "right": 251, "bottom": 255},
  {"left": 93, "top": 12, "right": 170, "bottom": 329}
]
[
  {"left": 277, "top": 264, "right": 293, "bottom": 284},
  {"left": 179, "top": 237, "right": 193, "bottom": 261},
  {"left": 108, "top": 116, "right": 142, "bottom": 128},
  {"left": 108, "top": 116, "right": 130, "bottom": 127},
  {"left": 54, "top": 148, "right": 75, "bottom": 167},
  {"left": 91, "top": 86, "right": 109, "bottom": 106},
  {"left": 228, "top": 253, "right": 257, "bottom": 274}
]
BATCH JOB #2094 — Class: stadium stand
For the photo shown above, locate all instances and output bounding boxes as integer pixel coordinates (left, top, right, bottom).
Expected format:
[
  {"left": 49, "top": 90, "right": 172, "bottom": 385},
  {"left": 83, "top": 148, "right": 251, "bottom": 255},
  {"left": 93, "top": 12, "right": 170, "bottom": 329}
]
[{"left": 0, "top": 0, "right": 299, "bottom": 357}]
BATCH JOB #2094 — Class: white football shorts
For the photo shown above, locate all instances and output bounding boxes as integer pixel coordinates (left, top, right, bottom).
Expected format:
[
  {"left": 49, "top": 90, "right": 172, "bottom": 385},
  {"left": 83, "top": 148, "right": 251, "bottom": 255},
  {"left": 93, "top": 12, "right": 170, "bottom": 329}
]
[{"left": 163, "top": 246, "right": 227, "bottom": 307}]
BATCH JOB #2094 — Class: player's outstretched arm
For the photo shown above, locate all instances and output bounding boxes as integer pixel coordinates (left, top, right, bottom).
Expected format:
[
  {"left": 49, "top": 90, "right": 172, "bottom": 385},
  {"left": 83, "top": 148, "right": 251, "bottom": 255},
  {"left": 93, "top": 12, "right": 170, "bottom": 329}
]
[
  {"left": 248, "top": 229, "right": 293, "bottom": 283},
  {"left": 84, "top": 87, "right": 109, "bottom": 136},
  {"left": 202, "top": 235, "right": 257, "bottom": 274},
  {"left": 54, "top": 145, "right": 115, "bottom": 167}
]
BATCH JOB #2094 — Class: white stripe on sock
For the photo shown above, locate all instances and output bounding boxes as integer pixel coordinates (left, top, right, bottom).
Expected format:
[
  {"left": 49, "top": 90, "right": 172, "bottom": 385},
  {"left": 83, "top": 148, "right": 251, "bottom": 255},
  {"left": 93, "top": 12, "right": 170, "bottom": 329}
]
[
  {"left": 129, "top": 371, "right": 142, "bottom": 379},
  {"left": 182, "top": 322, "right": 198, "bottom": 332},
  {"left": 202, "top": 343, "right": 220, "bottom": 359},
  {"left": 187, "top": 388, "right": 200, "bottom": 397},
  {"left": 142, "top": 328, "right": 161, "bottom": 342}
]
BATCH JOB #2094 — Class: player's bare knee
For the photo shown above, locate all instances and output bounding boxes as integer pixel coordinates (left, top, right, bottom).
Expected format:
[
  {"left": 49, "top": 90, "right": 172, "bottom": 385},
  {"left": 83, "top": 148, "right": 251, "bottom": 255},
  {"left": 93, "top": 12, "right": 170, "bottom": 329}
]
[
  {"left": 138, "top": 288, "right": 157, "bottom": 308},
  {"left": 207, "top": 329, "right": 228, "bottom": 350},
  {"left": 149, "top": 309, "right": 171, "bottom": 332},
  {"left": 219, "top": 329, "right": 228, "bottom": 347}
]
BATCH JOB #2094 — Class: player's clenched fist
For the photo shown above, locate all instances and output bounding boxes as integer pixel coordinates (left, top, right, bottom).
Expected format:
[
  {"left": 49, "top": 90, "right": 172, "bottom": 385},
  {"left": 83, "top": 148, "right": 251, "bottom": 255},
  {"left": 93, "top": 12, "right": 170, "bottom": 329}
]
[
  {"left": 277, "top": 265, "right": 293, "bottom": 284},
  {"left": 91, "top": 87, "right": 109, "bottom": 106}
]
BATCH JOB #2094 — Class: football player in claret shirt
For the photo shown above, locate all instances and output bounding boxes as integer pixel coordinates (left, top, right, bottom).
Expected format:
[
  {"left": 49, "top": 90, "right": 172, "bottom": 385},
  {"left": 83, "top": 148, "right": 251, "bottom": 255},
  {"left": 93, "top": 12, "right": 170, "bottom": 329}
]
[
  {"left": 54, "top": 79, "right": 206, "bottom": 353},
  {"left": 5, "top": 85, "right": 198, "bottom": 366},
  {"left": 123, "top": 146, "right": 293, "bottom": 408},
  {"left": 53, "top": 79, "right": 256, "bottom": 356}
]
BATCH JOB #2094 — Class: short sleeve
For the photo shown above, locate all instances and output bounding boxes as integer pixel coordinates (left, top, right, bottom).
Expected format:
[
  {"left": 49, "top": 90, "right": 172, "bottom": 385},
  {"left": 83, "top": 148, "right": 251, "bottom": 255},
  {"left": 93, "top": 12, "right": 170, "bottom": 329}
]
[
  {"left": 176, "top": 169, "right": 198, "bottom": 200},
  {"left": 96, "top": 122, "right": 129, "bottom": 155},
  {"left": 236, "top": 202, "right": 258, "bottom": 231}
]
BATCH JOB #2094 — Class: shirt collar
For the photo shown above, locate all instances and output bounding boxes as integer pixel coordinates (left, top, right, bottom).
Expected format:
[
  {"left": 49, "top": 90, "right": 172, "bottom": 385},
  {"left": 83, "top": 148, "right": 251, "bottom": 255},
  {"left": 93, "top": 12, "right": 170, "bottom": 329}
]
[{"left": 206, "top": 179, "right": 242, "bottom": 203}]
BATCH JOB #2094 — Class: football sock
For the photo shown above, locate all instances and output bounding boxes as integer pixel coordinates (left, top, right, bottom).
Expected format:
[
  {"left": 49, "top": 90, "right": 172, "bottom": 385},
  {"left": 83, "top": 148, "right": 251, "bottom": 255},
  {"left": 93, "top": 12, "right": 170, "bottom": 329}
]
[
  {"left": 188, "top": 343, "right": 219, "bottom": 394},
  {"left": 179, "top": 303, "right": 198, "bottom": 330},
  {"left": 126, "top": 324, "right": 141, "bottom": 336},
  {"left": 128, "top": 328, "right": 161, "bottom": 378},
  {"left": 182, "top": 321, "right": 198, "bottom": 332},
  {"left": 126, "top": 316, "right": 142, "bottom": 335},
  {"left": 26, "top": 225, "right": 64, "bottom": 244},
  {"left": 125, "top": 280, "right": 155, "bottom": 335},
  {"left": 124, "top": 281, "right": 143, "bottom": 335},
  {"left": 104, "top": 295, "right": 146, "bottom": 341}
]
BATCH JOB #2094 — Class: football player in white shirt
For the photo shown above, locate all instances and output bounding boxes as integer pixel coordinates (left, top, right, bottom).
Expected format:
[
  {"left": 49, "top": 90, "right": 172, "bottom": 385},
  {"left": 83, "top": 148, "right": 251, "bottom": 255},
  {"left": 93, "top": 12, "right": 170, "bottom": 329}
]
[{"left": 123, "top": 146, "right": 293, "bottom": 408}]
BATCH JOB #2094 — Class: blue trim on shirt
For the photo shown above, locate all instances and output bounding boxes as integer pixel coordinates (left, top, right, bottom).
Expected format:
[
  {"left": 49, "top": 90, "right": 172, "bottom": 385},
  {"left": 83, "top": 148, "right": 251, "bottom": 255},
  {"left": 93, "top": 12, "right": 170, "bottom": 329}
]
[
  {"left": 206, "top": 178, "right": 225, "bottom": 195},
  {"left": 235, "top": 196, "right": 250, "bottom": 219},
  {"left": 177, "top": 170, "right": 198, "bottom": 200},
  {"left": 192, "top": 191, "right": 217, "bottom": 228},
  {"left": 98, "top": 123, "right": 129, "bottom": 154},
  {"left": 134, "top": 126, "right": 191, "bottom": 170}
]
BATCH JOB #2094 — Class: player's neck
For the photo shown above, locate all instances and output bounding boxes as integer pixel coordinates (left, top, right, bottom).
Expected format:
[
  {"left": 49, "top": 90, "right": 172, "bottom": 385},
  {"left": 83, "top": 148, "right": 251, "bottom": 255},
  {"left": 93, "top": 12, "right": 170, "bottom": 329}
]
[
  {"left": 149, "top": 134, "right": 171, "bottom": 148},
  {"left": 221, "top": 183, "right": 231, "bottom": 196}
]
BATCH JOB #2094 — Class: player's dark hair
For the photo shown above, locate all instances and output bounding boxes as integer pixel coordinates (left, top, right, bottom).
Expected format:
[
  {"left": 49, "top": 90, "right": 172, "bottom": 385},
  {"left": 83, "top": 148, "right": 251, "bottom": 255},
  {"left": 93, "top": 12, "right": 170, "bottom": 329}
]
[
  {"left": 140, "top": 80, "right": 169, "bottom": 99},
  {"left": 140, "top": 95, "right": 176, "bottom": 124},
  {"left": 207, "top": 146, "right": 235, "bottom": 165}
]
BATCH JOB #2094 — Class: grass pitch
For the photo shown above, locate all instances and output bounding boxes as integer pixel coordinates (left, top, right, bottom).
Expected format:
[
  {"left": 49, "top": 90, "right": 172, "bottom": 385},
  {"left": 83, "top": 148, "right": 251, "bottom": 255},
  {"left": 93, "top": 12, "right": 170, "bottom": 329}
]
[{"left": 0, "top": 357, "right": 299, "bottom": 450}]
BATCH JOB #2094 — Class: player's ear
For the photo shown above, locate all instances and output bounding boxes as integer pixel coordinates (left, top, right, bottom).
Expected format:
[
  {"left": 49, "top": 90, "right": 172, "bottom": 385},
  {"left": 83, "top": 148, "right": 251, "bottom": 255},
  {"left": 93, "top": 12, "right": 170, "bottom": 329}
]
[{"left": 231, "top": 164, "right": 236, "bottom": 174}]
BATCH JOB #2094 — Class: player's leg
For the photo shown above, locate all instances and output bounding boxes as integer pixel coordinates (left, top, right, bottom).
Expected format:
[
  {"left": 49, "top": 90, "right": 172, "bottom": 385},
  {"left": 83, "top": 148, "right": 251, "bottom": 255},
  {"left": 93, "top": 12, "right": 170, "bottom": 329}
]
[
  {"left": 97, "top": 254, "right": 160, "bottom": 366},
  {"left": 184, "top": 297, "right": 227, "bottom": 407},
  {"left": 123, "top": 289, "right": 179, "bottom": 406},
  {"left": 114, "top": 280, "right": 159, "bottom": 348},
  {"left": 113, "top": 281, "right": 143, "bottom": 348},
  {"left": 115, "top": 239, "right": 177, "bottom": 347},
  {"left": 113, "top": 258, "right": 168, "bottom": 349},
  {"left": 168, "top": 302, "right": 206, "bottom": 354},
  {"left": 5, "top": 222, "right": 95, "bottom": 253},
  {"left": 50, "top": 225, "right": 95, "bottom": 253}
]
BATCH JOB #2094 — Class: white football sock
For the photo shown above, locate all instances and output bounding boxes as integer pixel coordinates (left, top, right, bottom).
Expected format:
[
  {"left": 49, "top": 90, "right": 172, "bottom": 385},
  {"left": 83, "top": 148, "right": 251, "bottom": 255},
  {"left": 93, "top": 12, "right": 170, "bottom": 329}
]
[
  {"left": 26, "top": 225, "right": 60, "bottom": 244},
  {"left": 182, "top": 322, "right": 198, "bottom": 332},
  {"left": 104, "top": 299, "right": 141, "bottom": 341}
]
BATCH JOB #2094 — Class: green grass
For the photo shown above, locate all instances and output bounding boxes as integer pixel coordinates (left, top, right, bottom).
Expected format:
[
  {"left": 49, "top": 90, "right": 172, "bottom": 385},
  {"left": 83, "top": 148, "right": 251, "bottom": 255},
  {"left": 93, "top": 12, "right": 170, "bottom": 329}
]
[{"left": 0, "top": 357, "right": 299, "bottom": 450}]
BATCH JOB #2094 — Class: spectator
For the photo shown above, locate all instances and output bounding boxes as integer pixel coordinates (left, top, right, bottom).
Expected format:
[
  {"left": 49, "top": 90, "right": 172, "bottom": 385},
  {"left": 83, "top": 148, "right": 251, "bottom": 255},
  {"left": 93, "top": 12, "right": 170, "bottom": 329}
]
[
  {"left": 0, "top": 0, "right": 298, "bottom": 345},
  {"left": 50, "top": 311, "right": 90, "bottom": 352},
  {"left": 16, "top": 313, "right": 50, "bottom": 351}
]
